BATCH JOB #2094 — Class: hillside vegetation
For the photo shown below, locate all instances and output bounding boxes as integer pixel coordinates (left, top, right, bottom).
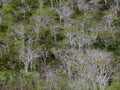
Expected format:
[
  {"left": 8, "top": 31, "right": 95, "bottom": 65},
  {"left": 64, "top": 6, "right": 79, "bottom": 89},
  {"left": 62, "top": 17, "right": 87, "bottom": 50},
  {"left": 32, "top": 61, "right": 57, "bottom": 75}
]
[{"left": 0, "top": 0, "right": 120, "bottom": 90}]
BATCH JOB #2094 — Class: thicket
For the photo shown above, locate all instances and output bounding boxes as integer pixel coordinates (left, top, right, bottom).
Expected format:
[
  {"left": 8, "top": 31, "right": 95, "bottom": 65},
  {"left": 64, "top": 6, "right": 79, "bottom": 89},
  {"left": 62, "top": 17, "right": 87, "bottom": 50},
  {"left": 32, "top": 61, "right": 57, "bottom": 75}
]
[{"left": 0, "top": 0, "right": 120, "bottom": 90}]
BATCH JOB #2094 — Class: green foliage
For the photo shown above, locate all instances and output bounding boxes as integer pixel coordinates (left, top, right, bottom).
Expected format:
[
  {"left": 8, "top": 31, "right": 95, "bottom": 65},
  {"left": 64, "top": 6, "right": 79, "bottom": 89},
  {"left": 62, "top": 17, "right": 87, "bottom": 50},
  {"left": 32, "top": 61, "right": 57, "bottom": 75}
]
[
  {"left": 12, "top": 0, "right": 39, "bottom": 10},
  {"left": 0, "top": 0, "right": 120, "bottom": 90},
  {"left": 0, "top": 23, "right": 8, "bottom": 37},
  {"left": 106, "top": 82, "right": 120, "bottom": 90},
  {"left": 94, "top": 30, "right": 120, "bottom": 56}
]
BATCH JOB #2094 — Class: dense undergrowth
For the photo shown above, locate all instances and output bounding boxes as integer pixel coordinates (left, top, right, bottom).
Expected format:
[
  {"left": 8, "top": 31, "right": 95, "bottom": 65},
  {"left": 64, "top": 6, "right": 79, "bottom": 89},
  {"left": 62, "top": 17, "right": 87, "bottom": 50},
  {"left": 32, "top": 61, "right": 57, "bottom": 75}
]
[{"left": 0, "top": 0, "right": 120, "bottom": 90}]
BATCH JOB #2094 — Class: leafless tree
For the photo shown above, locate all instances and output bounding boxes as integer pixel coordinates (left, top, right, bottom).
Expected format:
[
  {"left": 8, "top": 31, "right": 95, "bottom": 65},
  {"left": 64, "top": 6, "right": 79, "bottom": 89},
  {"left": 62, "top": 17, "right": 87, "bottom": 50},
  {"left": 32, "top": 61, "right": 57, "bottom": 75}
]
[
  {"left": 89, "top": 0, "right": 101, "bottom": 7},
  {"left": 67, "top": 30, "right": 97, "bottom": 49},
  {"left": 59, "top": 43, "right": 114, "bottom": 90},
  {"left": 64, "top": 31, "right": 76, "bottom": 47},
  {"left": 59, "top": 48, "right": 78, "bottom": 79},
  {"left": 55, "top": 3, "right": 74, "bottom": 25},
  {"left": 44, "top": 68, "right": 60, "bottom": 90},
  {"left": 86, "top": 49, "right": 114, "bottom": 90},
  {"left": 40, "top": 49, "right": 49, "bottom": 66},
  {"left": 34, "top": 16, "right": 41, "bottom": 40},
  {"left": 38, "top": 0, "right": 44, "bottom": 9},
  {"left": 33, "top": 16, "right": 54, "bottom": 40},
  {"left": 77, "top": 0, "right": 89, "bottom": 16},
  {"left": 15, "top": 25, "right": 39, "bottom": 75},
  {"left": 103, "top": 9, "right": 116, "bottom": 41},
  {"left": 115, "top": 0, "right": 120, "bottom": 9},
  {"left": 104, "top": 14, "right": 114, "bottom": 29},
  {"left": 1, "top": 0, "right": 12, "bottom": 5}
]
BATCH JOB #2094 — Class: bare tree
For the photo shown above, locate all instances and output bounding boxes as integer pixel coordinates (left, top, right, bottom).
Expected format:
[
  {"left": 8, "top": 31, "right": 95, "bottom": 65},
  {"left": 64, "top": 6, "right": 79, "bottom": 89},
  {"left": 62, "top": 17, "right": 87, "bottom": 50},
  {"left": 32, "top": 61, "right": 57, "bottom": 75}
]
[
  {"left": 38, "top": 0, "right": 44, "bottom": 9},
  {"left": 86, "top": 49, "right": 114, "bottom": 90},
  {"left": 34, "top": 16, "right": 41, "bottom": 40},
  {"left": 77, "top": 0, "right": 89, "bottom": 16},
  {"left": 55, "top": 3, "right": 74, "bottom": 25},
  {"left": 59, "top": 48, "right": 78, "bottom": 79},
  {"left": 115, "top": 0, "right": 120, "bottom": 9},
  {"left": 44, "top": 68, "right": 60, "bottom": 90},
  {"left": 15, "top": 25, "right": 39, "bottom": 75},
  {"left": 64, "top": 31, "right": 76, "bottom": 47},
  {"left": 33, "top": 16, "right": 55, "bottom": 40},
  {"left": 19, "top": 39, "right": 38, "bottom": 75},
  {"left": 89, "top": 0, "right": 101, "bottom": 7},
  {"left": 40, "top": 49, "right": 49, "bottom": 66},
  {"left": 104, "top": 14, "right": 114, "bottom": 29},
  {"left": 59, "top": 42, "right": 114, "bottom": 90},
  {"left": 65, "top": 30, "right": 97, "bottom": 49},
  {"left": 1, "top": 0, "right": 12, "bottom": 5}
]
